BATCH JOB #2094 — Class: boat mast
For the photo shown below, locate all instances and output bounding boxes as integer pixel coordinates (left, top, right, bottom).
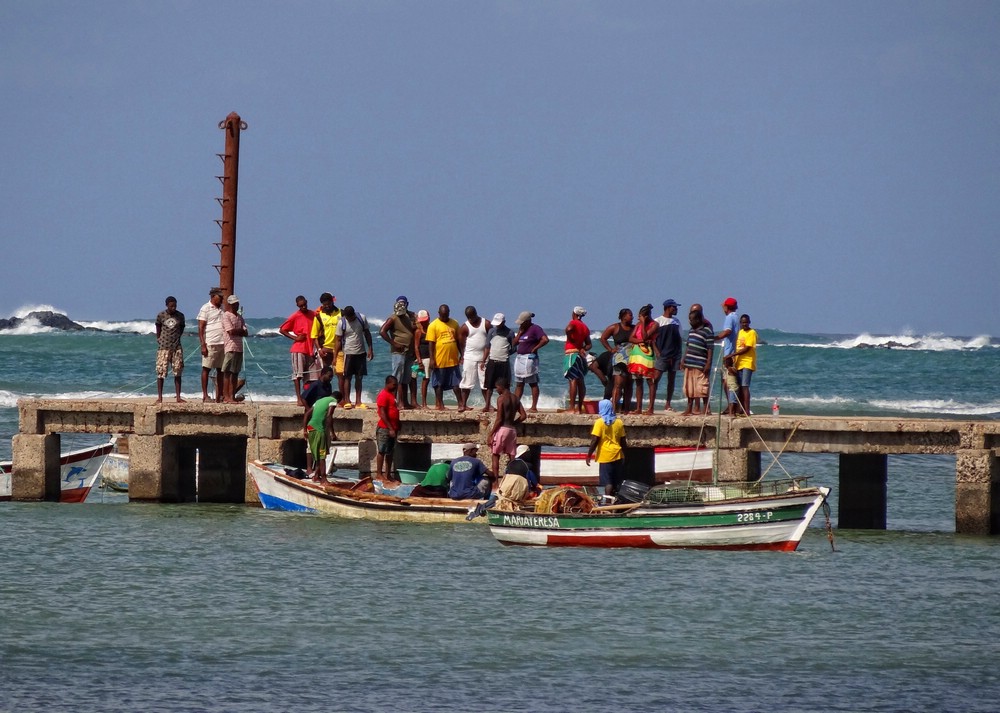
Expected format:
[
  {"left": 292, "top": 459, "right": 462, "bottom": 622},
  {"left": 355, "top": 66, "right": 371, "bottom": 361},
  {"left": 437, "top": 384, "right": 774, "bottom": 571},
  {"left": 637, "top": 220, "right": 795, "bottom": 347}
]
[{"left": 214, "top": 112, "right": 247, "bottom": 298}]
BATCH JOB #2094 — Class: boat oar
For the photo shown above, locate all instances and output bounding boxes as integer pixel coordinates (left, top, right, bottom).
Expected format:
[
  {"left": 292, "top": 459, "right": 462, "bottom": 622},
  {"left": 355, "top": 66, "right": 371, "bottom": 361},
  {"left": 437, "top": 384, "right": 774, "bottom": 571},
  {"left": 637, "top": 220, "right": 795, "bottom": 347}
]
[{"left": 590, "top": 502, "right": 643, "bottom": 513}]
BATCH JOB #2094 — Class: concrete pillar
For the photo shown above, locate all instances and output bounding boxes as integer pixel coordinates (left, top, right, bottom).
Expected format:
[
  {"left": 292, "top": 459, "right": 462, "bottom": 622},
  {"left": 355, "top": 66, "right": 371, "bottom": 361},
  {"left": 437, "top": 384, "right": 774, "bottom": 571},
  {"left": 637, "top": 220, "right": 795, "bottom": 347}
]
[
  {"left": 128, "top": 434, "right": 181, "bottom": 502},
  {"left": 839, "top": 453, "right": 887, "bottom": 529},
  {"left": 716, "top": 448, "right": 761, "bottom": 483},
  {"left": 11, "top": 433, "right": 61, "bottom": 501},
  {"left": 358, "top": 438, "right": 377, "bottom": 476},
  {"left": 955, "top": 449, "right": 1000, "bottom": 535},
  {"left": 395, "top": 442, "right": 432, "bottom": 472},
  {"left": 623, "top": 447, "right": 655, "bottom": 487}
]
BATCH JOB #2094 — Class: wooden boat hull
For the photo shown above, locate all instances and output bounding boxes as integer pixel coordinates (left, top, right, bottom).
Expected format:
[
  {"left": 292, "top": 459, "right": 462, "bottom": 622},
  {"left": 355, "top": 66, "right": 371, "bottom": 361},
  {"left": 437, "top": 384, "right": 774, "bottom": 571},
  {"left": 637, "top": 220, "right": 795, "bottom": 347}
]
[
  {"left": 0, "top": 439, "right": 115, "bottom": 503},
  {"left": 248, "top": 461, "right": 484, "bottom": 524},
  {"left": 487, "top": 486, "right": 830, "bottom": 551}
]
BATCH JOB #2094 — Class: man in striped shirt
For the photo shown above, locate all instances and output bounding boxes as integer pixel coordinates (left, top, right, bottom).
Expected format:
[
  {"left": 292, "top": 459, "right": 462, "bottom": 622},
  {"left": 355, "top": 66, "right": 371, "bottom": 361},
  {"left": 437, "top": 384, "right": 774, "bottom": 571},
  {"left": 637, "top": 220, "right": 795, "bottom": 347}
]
[{"left": 681, "top": 304, "right": 715, "bottom": 416}]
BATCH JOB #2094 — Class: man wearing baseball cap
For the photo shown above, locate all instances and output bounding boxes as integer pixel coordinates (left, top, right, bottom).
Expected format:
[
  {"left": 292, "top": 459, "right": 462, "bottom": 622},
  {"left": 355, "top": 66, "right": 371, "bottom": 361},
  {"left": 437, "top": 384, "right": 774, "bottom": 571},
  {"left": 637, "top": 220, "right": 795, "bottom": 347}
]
[
  {"left": 482, "top": 312, "right": 514, "bottom": 411},
  {"left": 564, "top": 306, "right": 592, "bottom": 413},
  {"left": 513, "top": 311, "right": 549, "bottom": 412},
  {"left": 447, "top": 443, "right": 494, "bottom": 500},
  {"left": 652, "top": 299, "right": 683, "bottom": 411},
  {"left": 221, "top": 294, "right": 247, "bottom": 403},
  {"left": 716, "top": 297, "right": 740, "bottom": 414}
]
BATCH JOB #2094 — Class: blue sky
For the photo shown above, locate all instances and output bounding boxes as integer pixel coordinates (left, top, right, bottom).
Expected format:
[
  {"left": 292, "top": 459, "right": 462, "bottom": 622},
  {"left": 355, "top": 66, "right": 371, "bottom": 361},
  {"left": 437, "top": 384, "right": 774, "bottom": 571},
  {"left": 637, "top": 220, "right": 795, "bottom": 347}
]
[{"left": 2, "top": 1, "right": 997, "bottom": 336}]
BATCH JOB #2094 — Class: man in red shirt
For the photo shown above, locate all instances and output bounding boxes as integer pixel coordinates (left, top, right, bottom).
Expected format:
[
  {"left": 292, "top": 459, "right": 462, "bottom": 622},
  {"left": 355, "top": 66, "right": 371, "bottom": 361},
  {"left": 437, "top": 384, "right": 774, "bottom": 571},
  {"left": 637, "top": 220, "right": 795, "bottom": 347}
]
[
  {"left": 279, "top": 295, "right": 317, "bottom": 406},
  {"left": 564, "top": 306, "right": 592, "bottom": 413},
  {"left": 375, "top": 375, "right": 402, "bottom": 482}
]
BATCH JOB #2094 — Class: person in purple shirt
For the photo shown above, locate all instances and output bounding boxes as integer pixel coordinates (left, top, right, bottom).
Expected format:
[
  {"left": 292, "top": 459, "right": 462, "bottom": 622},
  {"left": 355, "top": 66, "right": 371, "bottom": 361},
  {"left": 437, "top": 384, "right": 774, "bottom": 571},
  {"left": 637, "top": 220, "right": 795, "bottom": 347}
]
[{"left": 512, "top": 311, "right": 549, "bottom": 412}]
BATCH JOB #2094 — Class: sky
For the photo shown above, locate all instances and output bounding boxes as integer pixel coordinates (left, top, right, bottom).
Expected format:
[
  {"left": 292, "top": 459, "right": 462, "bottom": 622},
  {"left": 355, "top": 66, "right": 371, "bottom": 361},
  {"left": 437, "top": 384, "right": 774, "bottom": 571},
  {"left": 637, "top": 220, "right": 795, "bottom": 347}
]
[{"left": 1, "top": 1, "right": 998, "bottom": 336}]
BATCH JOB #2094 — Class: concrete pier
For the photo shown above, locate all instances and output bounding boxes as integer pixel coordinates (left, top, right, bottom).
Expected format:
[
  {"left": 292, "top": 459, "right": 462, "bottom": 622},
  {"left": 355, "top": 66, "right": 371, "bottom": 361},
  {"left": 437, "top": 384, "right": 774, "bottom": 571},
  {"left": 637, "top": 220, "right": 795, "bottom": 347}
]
[{"left": 12, "top": 398, "right": 1000, "bottom": 534}]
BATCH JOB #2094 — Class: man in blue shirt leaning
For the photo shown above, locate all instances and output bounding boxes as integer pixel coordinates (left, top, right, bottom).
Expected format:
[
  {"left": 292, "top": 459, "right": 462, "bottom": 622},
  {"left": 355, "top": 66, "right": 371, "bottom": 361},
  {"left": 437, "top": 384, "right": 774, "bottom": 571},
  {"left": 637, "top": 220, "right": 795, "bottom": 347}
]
[{"left": 448, "top": 443, "right": 494, "bottom": 500}]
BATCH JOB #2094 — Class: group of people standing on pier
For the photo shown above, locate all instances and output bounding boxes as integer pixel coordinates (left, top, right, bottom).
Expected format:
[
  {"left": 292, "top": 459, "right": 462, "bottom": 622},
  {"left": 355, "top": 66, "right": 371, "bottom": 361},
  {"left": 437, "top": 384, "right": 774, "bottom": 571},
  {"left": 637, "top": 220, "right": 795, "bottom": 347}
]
[
  {"left": 153, "top": 289, "right": 761, "bottom": 419},
  {"left": 152, "top": 289, "right": 759, "bottom": 496}
]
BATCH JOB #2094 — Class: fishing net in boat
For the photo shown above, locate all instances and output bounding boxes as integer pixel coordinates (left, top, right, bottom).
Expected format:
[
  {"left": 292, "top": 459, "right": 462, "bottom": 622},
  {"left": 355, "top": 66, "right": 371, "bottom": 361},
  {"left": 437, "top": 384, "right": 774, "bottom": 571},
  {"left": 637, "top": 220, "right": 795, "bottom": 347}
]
[
  {"left": 533, "top": 486, "right": 595, "bottom": 514},
  {"left": 644, "top": 478, "right": 814, "bottom": 504},
  {"left": 643, "top": 485, "right": 704, "bottom": 504}
]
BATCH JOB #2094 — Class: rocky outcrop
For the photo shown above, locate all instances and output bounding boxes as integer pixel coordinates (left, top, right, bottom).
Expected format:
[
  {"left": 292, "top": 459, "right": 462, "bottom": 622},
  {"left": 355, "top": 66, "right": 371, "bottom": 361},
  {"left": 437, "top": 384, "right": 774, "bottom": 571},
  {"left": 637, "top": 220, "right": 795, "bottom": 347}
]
[{"left": 0, "top": 311, "right": 84, "bottom": 331}]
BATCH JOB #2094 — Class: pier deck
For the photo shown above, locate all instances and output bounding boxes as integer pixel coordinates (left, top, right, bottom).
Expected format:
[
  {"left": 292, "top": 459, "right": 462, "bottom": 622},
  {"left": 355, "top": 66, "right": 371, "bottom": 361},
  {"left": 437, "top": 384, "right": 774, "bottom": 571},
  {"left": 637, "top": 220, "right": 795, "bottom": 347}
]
[{"left": 11, "top": 398, "right": 1000, "bottom": 534}]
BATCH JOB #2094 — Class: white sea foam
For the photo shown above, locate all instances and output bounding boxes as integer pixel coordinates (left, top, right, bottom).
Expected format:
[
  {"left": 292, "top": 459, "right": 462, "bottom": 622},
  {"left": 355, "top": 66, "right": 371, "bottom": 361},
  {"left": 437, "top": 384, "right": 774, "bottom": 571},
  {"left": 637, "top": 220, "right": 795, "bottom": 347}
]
[
  {"left": 10, "top": 303, "right": 67, "bottom": 319},
  {"left": 867, "top": 399, "right": 1000, "bottom": 417},
  {"left": 78, "top": 320, "right": 155, "bottom": 334},
  {"left": 780, "top": 333, "right": 995, "bottom": 351},
  {"left": 0, "top": 317, "right": 57, "bottom": 336}
]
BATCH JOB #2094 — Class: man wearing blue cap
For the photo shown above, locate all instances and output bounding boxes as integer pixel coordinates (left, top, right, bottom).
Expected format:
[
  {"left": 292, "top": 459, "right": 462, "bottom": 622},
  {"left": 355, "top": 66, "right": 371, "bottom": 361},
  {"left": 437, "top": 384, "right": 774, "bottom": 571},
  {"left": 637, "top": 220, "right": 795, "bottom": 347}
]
[
  {"left": 652, "top": 299, "right": 683, "bottom": 411},
  {"left": 379, "top": 295, "right": 417, "bottom": 409}
]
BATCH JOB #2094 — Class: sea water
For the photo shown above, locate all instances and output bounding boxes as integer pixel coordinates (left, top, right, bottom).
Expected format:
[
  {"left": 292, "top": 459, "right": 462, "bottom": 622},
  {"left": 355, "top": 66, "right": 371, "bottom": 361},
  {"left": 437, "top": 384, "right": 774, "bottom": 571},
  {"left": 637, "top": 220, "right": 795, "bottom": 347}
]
[{"left": 2, "top": 314, "right": 1000, "bottom": 711}]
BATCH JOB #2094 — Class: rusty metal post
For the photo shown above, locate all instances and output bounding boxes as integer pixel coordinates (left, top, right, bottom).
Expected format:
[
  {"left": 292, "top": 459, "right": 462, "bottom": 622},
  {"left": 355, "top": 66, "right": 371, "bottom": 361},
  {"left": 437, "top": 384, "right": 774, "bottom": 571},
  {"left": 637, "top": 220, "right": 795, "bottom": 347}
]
[{"left": 215, "top": 112, "right": 247, "bottom": 297}]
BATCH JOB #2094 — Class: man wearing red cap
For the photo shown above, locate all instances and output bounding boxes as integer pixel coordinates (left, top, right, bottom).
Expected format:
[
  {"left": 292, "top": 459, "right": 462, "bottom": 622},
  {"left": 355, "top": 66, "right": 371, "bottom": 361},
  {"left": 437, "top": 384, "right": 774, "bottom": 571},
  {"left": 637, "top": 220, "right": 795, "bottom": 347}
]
[{"left": 716, "top": 297, "right": 740, "bottom": 414}]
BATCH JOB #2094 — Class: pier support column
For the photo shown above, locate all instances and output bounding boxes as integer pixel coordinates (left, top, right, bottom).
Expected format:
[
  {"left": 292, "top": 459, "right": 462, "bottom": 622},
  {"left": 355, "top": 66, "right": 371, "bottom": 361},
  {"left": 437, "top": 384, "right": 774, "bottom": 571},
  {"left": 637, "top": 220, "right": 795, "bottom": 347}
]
[
  {"left": 358, "top": 439, "right": 376, "bottom": 477},
  {"left": 10, "top": 433, "right": 60, "bottom": 501},
  {"left": 623, "top": 447, "right": 655, "bottom": 487},
  {"left": 955, "top": 449, "right": 1000, "bottom": 535},
  {"left": 716, "top": 448, "right": 761, "bottom": 483},
  {"left": 129, "top": 435, "right": 191, "bottom": 502},
  {"left": 839, "top": 454, "right": 887, "bottom": 529}
]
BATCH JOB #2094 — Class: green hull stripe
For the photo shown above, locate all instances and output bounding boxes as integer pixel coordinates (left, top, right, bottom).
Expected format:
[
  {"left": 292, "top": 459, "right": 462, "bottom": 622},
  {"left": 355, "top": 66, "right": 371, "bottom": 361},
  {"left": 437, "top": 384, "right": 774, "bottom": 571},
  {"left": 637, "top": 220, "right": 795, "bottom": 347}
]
[{"left": 488, "top": 503, "right": 812, "bottom": 530}]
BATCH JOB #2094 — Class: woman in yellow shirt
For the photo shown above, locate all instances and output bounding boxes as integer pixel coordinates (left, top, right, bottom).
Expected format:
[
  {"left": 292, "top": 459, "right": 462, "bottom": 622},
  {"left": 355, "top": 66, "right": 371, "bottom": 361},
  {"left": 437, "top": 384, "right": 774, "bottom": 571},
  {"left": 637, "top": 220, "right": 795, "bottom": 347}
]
[{"left": 586, "top": 399, "right": 628, "bottom": 496}]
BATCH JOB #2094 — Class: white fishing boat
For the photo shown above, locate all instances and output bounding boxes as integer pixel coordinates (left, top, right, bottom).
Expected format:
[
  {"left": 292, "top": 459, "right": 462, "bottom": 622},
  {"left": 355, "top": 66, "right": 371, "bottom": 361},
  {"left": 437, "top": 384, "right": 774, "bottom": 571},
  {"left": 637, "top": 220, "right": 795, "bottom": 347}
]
[
  {"left": 486, "top": 479, "right": 831, "bottom": 551},
  {"left": 248, "top": 460, "right": 485, "bottom": 524},
  {"left": 0, "top": 438, "right": 117, "bottom": 503}
]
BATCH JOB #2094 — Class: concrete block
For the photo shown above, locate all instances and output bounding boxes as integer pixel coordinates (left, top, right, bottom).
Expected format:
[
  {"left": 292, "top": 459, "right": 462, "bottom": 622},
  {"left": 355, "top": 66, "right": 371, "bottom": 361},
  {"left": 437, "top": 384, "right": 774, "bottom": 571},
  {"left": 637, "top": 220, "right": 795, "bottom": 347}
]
[{"left": 11, "top": 433, "right": 60, "bottom": 500}]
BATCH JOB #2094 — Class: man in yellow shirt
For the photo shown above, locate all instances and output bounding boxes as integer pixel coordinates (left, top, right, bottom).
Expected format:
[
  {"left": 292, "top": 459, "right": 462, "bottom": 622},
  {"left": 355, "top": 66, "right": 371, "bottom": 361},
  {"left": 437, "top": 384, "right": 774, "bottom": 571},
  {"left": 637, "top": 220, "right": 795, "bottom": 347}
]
[
  {"left": 425, "top": 304, "right": 463, "bottom": 411},
  {"left": 585, "top": 399, "right": 628, "bottom": 496},
  {"left": 733, "top": 314, "right": 758, "bottom": 416},
  {"left": 311, "top": 293, "right": 344, "bottom": 400}
]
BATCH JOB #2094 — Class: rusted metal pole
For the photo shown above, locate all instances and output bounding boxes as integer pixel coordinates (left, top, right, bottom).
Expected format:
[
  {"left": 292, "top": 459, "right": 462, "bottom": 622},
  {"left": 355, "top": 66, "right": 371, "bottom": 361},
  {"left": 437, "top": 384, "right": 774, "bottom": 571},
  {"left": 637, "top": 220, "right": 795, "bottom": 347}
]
[{"left": 215, "top": 112, "right": 247, "bottom": 298}]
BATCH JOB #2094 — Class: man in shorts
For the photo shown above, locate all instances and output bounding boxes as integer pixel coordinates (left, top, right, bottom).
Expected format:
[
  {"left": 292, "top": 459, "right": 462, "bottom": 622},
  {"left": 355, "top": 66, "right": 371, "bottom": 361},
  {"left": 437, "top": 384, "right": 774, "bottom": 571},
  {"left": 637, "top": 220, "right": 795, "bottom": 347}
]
[
  {"left": 512, "top": 311, "right": 549, "bottom": 413},
  {"left": 652, "top": 299, "right": 683, "bottom": 412},
  {"left": 311, "top": 292, "right": 342, "bottom": 382},
  {"left": 303, "top": 391, "right": 340, "bottom": 483},
  {"left": 487, "top": 378, "right": 527, "bottom": 476},
  {"left": 481, "top": 312, "right": 514, "bottom": 412},
  {"left": 155, "top": 296, "right": 185, "bottom": 403},
  {"left": 379, "top": 296, "right": 417, "bottom": 409},
  {"left": 375, "top": 375, "right": 401, "bottom": 482},
  {"left": 279, "top": 295, "right": 318, "bottom": 406},
  {"left": 197, "top": 287, "right": 225, "bottom": 402},
  {"left": 681, "top": 304, "right": 714, "bottom": 416},
  {"left": 333, "top": 305, "right": 374, "bottom": 409},
  {"left": 425, "top": 304, "right": 463, "bottom": 411},
  {"left": 221, "top": 294, "right": 247, "bottom": 403},
  {"left": 563, "top": 306, "right": 591, "bottom": 413}
]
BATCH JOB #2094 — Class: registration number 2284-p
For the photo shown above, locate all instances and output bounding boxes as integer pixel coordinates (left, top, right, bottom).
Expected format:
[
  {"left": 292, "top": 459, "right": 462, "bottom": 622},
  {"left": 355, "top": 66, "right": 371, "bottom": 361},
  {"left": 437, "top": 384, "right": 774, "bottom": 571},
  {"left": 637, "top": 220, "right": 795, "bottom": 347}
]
[{"left": 736, "top": 511, "right": 774, "bottom": 523}]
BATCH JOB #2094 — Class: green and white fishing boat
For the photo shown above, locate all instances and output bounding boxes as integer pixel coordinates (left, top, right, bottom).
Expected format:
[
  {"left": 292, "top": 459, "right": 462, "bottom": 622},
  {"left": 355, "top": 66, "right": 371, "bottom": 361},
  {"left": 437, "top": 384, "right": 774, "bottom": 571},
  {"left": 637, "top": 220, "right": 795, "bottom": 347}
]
[{"left": 486, "top": 478, "right": 830, "bottom": 551}]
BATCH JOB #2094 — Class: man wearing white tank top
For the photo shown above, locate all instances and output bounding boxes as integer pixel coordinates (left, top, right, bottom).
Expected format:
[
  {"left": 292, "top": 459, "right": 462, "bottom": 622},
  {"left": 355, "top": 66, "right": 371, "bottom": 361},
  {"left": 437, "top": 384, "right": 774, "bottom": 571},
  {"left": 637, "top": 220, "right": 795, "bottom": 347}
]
[{"left": 458, "top": 305, "right": 489, "bottom": 410}]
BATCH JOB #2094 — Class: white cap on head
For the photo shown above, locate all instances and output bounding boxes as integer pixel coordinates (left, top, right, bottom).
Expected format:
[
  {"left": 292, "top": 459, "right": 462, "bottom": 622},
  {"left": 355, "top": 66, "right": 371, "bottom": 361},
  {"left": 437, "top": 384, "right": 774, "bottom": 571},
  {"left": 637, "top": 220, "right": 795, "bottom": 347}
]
[
  {"left": 227, "top": 295, "right": 240, "bottom": 304},
  {"left": 573, "top": 306, "right": 587, "bottom": 317},
  {"left": 491, "top": 312, "right": 504, "bottom": 326},
  {"left": 515, "top": 444, "right": 530, "bottom": 458}
]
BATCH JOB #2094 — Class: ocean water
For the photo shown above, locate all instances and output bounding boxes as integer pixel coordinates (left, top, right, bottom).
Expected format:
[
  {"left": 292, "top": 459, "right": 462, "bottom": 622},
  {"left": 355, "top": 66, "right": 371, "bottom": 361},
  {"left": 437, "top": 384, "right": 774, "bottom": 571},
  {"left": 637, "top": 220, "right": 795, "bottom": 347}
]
[{"left": 2, "top": 312, "right": 1000, "bottom": 711}]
